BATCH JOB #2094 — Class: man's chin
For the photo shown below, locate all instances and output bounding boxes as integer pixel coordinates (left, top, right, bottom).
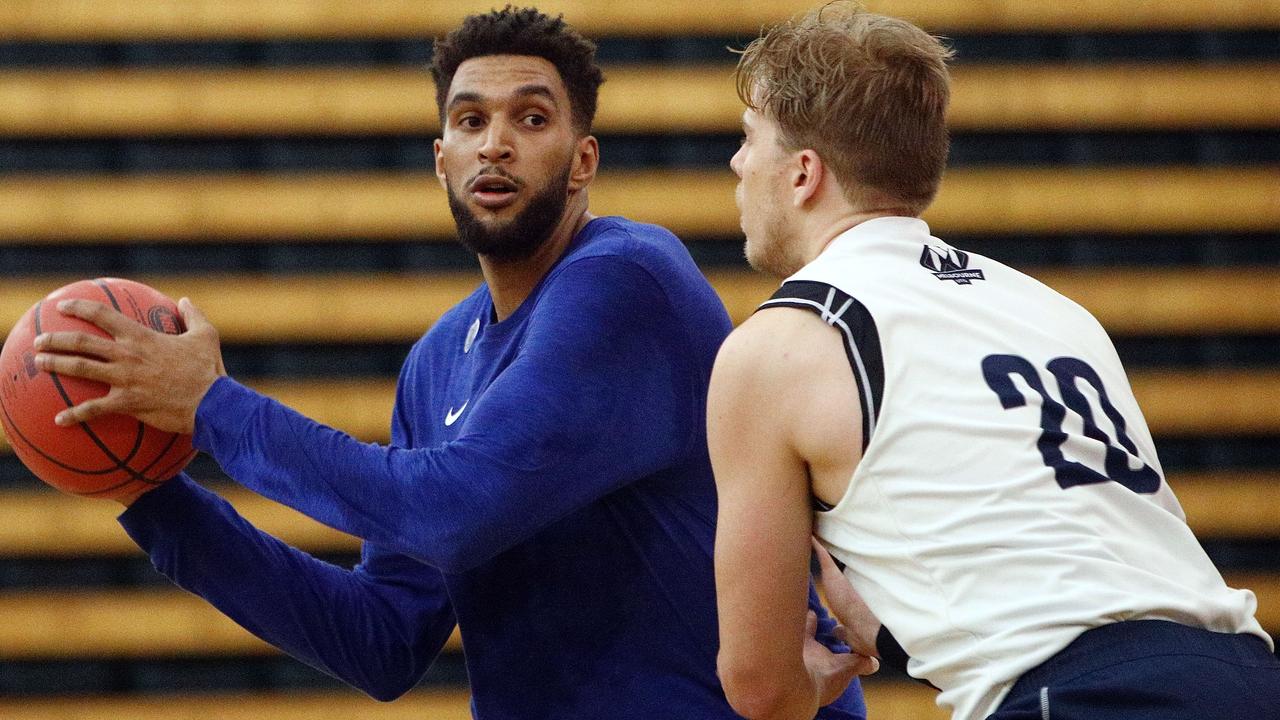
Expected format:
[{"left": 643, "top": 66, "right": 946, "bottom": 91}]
[{"left": 745, "top": 241, "right": 798, "bottom": 278}]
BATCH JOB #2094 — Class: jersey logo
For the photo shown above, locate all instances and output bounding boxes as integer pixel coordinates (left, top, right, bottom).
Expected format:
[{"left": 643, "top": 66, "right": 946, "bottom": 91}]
[
  {"left": 920, "top": 245, "right": 985, "bottom": 285},
  {"left": 445, "top": 401, "right": 468, "bottom": 427},
  {"left": 464, "top": 319, "right": 480, "bottom": 353}
]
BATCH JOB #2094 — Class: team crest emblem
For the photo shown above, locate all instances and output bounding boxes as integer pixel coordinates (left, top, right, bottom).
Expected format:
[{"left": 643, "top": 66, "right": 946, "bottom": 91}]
[{"left": 920, "top": 245, "right": 985, "bottom": 285}]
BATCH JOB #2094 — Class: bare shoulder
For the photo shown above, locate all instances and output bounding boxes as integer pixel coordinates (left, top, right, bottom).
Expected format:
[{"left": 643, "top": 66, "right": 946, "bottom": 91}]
[
  {"left": 716, "top": 304, "right": 844, "bottom": 368},
  {"left": 714, "top": 306, "right": 846, "bottom": 384},
  {"left": 712, "top": 305, "right": 864, "bottom": 502},
  {"left": 710, "top": 305, "right": 855, "bottom": 434}
]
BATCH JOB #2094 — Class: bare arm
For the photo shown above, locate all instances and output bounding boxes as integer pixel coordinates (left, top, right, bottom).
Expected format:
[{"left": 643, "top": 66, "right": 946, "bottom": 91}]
[{"left": 709, "top": 307, "right": 874, "bottom": 720}]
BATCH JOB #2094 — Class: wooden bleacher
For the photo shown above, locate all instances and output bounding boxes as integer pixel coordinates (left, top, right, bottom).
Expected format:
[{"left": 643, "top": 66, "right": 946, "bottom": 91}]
[
  {"left": 0, "top": 464, "right": 1273, "bottom": 720},
  {"left": 0, "top": 0, "right": 1275, "bottom": 716},
  {"left": 0, "top": 684, "right": 950, "bottom": 720},
  {"left": 20, "top": 576, "right": 1280, "bottom": 660},
  {"left": 0, "top": 166, "right": 1277, "bottom": 242},
  {"left": 2, "top": 470, "right": 1277, "bottom": 559},
  {"left": 1, "top": 63, "right": 1277, "bottom": 136},
  {"left": 4, "top": 267, "right": 1279, "bottom": 341},
  {"left": 0, "top": 691, "right": 481, "bottom": 720},
  {"left": 3, "top": 266, "right": 1278, "bottom": 453},
  {"left": 4, "top": 365, "right": 1277, "bottom": 458},
  {"left": 0, "top": 0, "right": 1275, "bottom": 40}
]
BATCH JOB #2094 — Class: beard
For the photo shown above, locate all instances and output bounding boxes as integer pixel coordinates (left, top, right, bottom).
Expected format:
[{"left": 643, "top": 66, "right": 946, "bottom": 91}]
[
  {"left": 744, "top": 206, "right": 802, "bottom": 278},
  {"left": 446, "top": 164, "right": 572, "bottom": 263}
]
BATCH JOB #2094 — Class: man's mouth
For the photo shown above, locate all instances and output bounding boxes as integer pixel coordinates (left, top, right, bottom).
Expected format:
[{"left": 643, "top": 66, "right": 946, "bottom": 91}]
[{"left": 468, "top": 174, "right": 520, "bottom": 209}]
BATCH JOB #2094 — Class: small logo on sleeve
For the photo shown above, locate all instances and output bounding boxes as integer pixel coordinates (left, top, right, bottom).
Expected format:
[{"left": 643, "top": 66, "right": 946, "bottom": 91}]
[{"left": 920, "top": 245, "right": 985, "bottom": 285}]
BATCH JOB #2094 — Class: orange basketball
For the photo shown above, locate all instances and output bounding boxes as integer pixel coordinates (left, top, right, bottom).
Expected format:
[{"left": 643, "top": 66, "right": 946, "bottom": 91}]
[{"left": 0, "top": 278, "right": 196, "bottom": 500}]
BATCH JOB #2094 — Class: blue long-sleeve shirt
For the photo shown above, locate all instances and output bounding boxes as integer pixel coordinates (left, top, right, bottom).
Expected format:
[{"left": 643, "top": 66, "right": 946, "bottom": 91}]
[{"left": 120, "top": 217, "right": 866, "bottom": 719}]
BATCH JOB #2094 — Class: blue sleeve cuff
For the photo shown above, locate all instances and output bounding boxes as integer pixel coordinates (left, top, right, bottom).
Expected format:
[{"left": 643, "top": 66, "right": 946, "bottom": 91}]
[
  {"left": 117, "top": 473, "right": 205, "bottom": 550},
  {"left": 193, "top": 375, "right": 253, "bottom": 456}
]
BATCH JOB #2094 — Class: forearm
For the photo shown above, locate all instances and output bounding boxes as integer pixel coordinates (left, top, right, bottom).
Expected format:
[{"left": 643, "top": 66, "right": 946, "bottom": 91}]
[
  {"left": 197, "top": 369, "right": 683, "bottom": 572},
  {"left": 118, "top": 474, "right": 454, "bottom": 699},
  {"left": 195, "top": 377, "right": 529, "bottom": 571}
]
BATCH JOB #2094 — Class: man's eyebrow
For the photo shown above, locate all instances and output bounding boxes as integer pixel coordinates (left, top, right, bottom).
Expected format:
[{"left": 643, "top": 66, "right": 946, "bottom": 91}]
[
  {"left": 514, "top": 84, "right": 558, "bottom": 105},
  {"left": 446, "top": 85, "right": 559, "bottom": 112},
  {"left": 447, "top": 91, "right": 484, "bottom": 111}
]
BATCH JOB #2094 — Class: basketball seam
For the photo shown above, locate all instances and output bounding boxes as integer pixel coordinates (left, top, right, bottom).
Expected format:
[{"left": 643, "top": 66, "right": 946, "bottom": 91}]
[
  {"left": 93, "top": 278, "right": 123, "bottom": 312},
  {"left": 101, "top": 278, "right": 189, "bottom": 484},
  {"left": 0, "top": 395, "right": 139, "bottom": 476},
  {"left": 137, "top": 431, "right": 181, "bottom": 476},
  {"left": 34, "top": 293, "right": 158, "bottom": 485},
  {"left": 149, "top": 448, "right": 199, "bottom": 485}
]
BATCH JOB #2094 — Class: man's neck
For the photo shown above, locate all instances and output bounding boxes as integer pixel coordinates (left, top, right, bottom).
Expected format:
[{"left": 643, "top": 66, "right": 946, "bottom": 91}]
[
  {"left": 479, "top": 198, "right": 594, "bottom": 322},
  {"left": 804, "top": 207, "right": 916, "bottom": 266}
]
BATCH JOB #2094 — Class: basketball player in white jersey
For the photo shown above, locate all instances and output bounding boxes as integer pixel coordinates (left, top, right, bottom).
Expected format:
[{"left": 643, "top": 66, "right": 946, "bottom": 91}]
[{"left": 708, "top": 5, "right": 1280, "bottom": 720}]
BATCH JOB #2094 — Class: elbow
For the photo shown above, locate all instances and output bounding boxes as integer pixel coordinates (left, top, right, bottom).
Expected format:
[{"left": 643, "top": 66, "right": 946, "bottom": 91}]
[
  {"left": 718, "top": 653, "right": 806, "bottom": 720},
  {"left": 427, "top": 535, "right": 490, "bottom": 575},
  {"left": 364, "top": 685, "right": 409, "bottom": 703},
  {"left": 359, "top": 675, "right": 417, "bottom": 703},
  {"left": 420, "top": 516, "right": 515, "bottom": 574},
  {"left": 343, "top": 645, "right": 429, "bottom": 702}
]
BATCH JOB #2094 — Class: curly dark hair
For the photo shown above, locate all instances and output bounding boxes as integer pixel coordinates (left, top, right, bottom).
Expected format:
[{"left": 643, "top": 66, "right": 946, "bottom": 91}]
[{"left": 431, "top": 6, "right": 605, "bottom": 135}]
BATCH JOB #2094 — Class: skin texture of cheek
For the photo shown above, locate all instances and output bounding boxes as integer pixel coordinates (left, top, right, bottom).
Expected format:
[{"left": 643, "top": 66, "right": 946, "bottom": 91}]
[{"left": 740, "top": 169, "right": 800, "bottom": 278}]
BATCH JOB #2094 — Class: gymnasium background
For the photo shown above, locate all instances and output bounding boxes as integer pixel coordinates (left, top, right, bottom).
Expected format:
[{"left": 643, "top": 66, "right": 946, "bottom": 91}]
[{"left": 0, "top": 2, "right": 1277, "bottom": 718}]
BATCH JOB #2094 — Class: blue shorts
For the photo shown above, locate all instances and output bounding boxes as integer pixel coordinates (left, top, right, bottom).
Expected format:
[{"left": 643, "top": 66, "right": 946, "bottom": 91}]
[{"left": 988, "top": 620, "right": 1280, "bottom": 720}]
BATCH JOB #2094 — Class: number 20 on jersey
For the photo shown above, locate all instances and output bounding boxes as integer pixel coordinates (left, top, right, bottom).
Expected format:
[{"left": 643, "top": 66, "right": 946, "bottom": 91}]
[{"left": 982, "top": 354, "right": 1162, "bottom": 494}]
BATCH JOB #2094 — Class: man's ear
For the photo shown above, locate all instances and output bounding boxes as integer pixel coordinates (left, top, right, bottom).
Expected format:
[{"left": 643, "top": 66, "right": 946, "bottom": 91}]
[
  {"left": 433, "top": 138, "right": 447, "bottom": 190},
  {"left": 792, "top": 149, "right": 824, "bottom": 209},
  {"left": 569, "top": 135, "right": 600, "bottom": 191}
]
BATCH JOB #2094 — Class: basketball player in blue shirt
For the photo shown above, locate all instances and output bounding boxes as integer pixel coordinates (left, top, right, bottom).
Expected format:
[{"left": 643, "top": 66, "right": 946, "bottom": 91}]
[
  {"left": 709, "top": 5, "right": 1279, "bottom": 720},
  {"left": 32, "top": 7, "right": 868, "bottom": 719}
]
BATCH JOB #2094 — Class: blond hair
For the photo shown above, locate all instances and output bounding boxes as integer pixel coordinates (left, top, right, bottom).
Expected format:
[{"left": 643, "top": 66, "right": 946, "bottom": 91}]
[{"left": 736, "top": 2, "right": 953, "bottom": 214}]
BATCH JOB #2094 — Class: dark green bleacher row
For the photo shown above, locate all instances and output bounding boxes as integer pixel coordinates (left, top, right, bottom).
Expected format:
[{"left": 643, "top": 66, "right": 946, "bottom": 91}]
[{"left": 1, "top": 27, "right": 1278, "bottom": 702}]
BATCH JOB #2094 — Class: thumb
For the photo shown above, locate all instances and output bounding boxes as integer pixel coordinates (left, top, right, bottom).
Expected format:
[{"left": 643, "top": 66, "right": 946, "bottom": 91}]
[
  {"left": 178, "top": 297, "right": 226, "bottom": 376},
  {"left": 812, "top": 539, "right": 857, "bottom": 612},
  {"left": 178, "top": 297, "right": 210, "bottom": 331},
  {"left": 849, "top": 653, "right": 880, "bottom": 676},
  {"left": 812, "top": 537, "right": 843, "bottom": 580}
]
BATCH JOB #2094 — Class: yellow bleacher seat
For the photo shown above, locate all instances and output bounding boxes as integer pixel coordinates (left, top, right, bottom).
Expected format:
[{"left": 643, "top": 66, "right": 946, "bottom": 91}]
[
  {"left": 0, "top": 64, "right": 1276, "bottom": 136},
  {"left": 0, "top": 684, "right": 949, "bottom": 720},
  {"left": 1, "top": 471, "right": 1275, "bottom": 558},
  {"left": 0, "top": 0, "right": 1275, "bottom": 41},
  {"left": 4, "top": 268, "right": 1278, "bottom": 343},
  {"left": 2, "top": 368, "right": 1278, "bottom": 456},
  {"left": 0, "top": 690, "right": 478, "bottom": 720},
  {"left": 0, "top": 166, "right": 1277, "bottom": 242},
  {"left": 0, "top": 573, "right": 1272, "bottom": 659}
]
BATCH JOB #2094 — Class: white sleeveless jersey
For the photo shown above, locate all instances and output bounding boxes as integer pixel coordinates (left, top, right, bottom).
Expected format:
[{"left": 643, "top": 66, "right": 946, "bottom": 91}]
[{"left": 763, "top": 217, "right": 1269, "bottom": 720}]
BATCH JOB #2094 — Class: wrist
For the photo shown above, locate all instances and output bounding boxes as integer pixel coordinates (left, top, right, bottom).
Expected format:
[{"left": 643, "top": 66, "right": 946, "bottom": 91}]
[{"left": 115, "top": 481, "right": 164, "bottom": 508}]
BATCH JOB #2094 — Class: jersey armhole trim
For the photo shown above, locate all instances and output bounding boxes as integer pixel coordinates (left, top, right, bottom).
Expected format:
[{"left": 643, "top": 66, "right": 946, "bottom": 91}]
[{"left": 756, "top": 279, "right": 885, "bottom": 470}]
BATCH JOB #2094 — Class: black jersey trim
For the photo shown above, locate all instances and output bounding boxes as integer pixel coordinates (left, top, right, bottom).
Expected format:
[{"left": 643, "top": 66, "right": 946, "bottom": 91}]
[{"left": 756, "top": 280, "right": 885, "bottom": 455}]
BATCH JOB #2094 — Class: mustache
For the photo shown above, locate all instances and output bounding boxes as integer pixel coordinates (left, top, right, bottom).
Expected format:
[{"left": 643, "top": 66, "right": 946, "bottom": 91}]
[{"left": 466, "top": 167, "right": 525, "bottom": 189}]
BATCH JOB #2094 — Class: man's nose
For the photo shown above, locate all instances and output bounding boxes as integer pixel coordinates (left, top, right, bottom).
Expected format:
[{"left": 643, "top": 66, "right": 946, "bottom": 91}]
[{"left": 478, "top": 120, "right": 515, "bottom": 163}]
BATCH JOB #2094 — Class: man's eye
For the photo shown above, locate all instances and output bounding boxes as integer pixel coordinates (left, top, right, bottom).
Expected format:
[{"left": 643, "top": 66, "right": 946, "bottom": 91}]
[
  {"left": 459, "top": 116, "right": 483, "bottom": 129},
  {"left": 524, "top": 114, "right": 548, "bottom": 127}
]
